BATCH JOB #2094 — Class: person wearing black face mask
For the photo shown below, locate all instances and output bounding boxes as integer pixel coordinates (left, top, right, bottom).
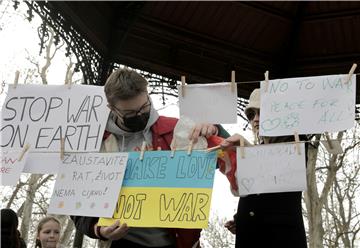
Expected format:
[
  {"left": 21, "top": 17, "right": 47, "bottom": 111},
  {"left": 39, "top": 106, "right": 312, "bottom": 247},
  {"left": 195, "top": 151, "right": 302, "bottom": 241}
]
[
  {"left": 71, "top": 68, "right": 230, "bottom": 248},
  {"left": 110, "top": 94, "right": 152, "bottom": 133}
]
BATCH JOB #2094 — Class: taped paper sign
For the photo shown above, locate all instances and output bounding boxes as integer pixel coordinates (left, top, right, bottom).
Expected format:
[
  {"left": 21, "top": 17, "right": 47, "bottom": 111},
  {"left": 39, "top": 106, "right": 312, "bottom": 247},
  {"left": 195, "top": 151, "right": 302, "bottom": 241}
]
[
  {"left": 98, "top": 150, "right": 217, "bottom": 228},
  {"left": 236, "top": 143, "right": 306, "bottom": 195},
  {"left": 259, "top": 74, "right": 356, "bottom": 136},
  {"left": 178, "top": 83, "right": 237, "bottom": 124},
  {"left": 48, "top": 153, "right": 128, "bottom": 217},
  {"left": 1, "top": 150, "right": 28, "bottom": 186},
  {"left": 1, "top": 84, "right": 109, "bottom": 152}
]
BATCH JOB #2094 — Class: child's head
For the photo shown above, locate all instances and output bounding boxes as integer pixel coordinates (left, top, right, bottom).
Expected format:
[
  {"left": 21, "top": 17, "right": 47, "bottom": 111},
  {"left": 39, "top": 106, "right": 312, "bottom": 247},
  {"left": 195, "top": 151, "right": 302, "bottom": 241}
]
[{"left": 35, "top": 216, "right": 61, "bottom": 248}]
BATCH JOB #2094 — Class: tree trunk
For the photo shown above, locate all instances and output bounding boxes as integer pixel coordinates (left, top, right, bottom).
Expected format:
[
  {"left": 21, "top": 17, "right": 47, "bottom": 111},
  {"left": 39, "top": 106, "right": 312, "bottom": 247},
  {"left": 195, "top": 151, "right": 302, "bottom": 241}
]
[
  {"left": 304, "top": 139, "right": 325, "bottom": 248},
  {"left": 58, "top": 216, "right": 75, "bottom": 247},
  {"left": 19, "top": 174, "right": 42, "bottom": 243}
]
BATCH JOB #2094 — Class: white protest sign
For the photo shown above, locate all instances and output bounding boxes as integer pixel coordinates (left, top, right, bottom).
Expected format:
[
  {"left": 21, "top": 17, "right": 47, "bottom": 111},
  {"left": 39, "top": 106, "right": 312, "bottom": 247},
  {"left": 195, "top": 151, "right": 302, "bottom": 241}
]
[
  {"left": 1, "top": 84, "right": 110, "bottom": 152},
  {"left": 1, "top": 150, "right": 28, "bottom": 186},
  {"left": 48, "top": 153, "right": 128, "bottom": 217},
  {"left": 178, "top": 83, "right": 237, "bottom": 124},
  {"left": 23, "top": 153, "right": 61, "bottom": 174},
  {"left": 259, "top": 74, "right": 356, "bottom": 136},
  {"left": 236, "top": 143, "right": 306, "bottom": 195}
]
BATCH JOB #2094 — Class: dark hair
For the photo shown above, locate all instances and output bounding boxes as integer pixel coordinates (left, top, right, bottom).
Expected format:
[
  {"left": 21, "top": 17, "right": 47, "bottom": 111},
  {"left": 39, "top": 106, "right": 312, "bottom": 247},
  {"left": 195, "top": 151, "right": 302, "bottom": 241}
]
[
  {"left": 1, "top": 208, "right": 21, "bottom": 248},
  {"left": 35, "top": 216, "right": 61, "bottom": 248}
]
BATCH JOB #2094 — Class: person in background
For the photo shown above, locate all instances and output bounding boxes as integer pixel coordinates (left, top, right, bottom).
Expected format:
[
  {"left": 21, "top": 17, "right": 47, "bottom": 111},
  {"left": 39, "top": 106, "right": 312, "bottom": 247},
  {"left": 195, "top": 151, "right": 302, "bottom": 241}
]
[
  {"left": 71, "top": 68, "right": 228, "bottom": 248},
  {"left": 35, "top": 216, "right": 61, "bottom": 248},
  {"left": 1, "top": 208, "right": 27, "bottom": 248},
  {"left": 221, "top": 88, "right": 308, "bottom": 248}
]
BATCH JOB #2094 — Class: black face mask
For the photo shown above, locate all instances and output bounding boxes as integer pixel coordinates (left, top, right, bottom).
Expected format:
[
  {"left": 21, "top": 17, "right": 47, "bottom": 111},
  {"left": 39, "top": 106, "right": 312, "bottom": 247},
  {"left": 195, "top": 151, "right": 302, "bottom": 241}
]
[{"left": 122, "top": 112, "right": 150, "bottom": 132}]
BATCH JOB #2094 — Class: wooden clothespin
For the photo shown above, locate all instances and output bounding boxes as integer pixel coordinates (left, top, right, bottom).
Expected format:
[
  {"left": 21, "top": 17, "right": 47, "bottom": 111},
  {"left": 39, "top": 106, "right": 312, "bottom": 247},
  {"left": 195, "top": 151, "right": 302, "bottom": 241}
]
[
  {"left": 324, "top": 132, "right": 333, "bottom": 150},
  {"left": 139, "top": 141, "right": 147, "bottom": 161},
  {"left": 187, "top": 140, "right": 194, "bottom": 156},
  {"left": 170, "top": 138, "right": 176, "bottom": 158},
  {"left": 181, "top": 76, "right": 186, "bottom": 98},
  {"left": 206, "top": 145, "right": 222, "bottom": 153},
  {"left": 18, "top": 144, "right": 30, "bottom": 162},
  {"left": 231, "top": 70, "right": 236, "bottom": 93},
  {"left": 60, "top": 138, "right": 65, "bottom": 160},
  {"left": 13, "top": 70, "right": 20, "bottom": 89},
  {"left": 294, "top": 131, "right": 301, "bottom": 155},
  {"left": 344, "top": 63, "right": 357, "bottom": 84},
  {"left": 264, "top": 70, "right": 269, "bottom": 92},
  {"left": 239, "top": 136, "right": 245, "bottom": 159}
]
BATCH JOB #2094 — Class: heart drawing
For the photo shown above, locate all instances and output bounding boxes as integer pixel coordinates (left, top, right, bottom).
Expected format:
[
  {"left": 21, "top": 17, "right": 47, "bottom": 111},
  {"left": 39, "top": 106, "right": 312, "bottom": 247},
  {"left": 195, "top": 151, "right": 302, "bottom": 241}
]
[
  {"left": 261, "top": 118, "right": 281, "bottom": 132},
  {"left": 240, "top": 178, "right": 255, "bottom": 192}
]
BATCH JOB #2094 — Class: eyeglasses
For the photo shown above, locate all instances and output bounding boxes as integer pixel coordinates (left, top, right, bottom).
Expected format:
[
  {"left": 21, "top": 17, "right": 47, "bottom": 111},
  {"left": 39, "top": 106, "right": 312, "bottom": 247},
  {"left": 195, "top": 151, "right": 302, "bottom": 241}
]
[
  {"left": 246, "top": 109, "right": 260, "bottom": 121},
  {"left": 110, "top": 95, "right": 151, "bottom": 118}
]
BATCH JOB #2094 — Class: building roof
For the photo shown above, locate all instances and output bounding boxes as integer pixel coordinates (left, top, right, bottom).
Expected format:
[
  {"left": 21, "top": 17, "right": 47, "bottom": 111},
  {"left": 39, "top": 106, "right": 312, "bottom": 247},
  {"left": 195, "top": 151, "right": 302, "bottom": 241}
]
[{"left": 47, "top": 1, "right": 360, "bottom": 102}]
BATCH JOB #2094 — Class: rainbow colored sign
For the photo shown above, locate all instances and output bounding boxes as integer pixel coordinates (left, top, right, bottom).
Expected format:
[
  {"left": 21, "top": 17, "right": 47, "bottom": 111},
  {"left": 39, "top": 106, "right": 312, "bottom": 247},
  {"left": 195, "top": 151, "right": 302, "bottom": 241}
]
[{"left": 98, "top": 150, "right": 217, "bottom": 228}]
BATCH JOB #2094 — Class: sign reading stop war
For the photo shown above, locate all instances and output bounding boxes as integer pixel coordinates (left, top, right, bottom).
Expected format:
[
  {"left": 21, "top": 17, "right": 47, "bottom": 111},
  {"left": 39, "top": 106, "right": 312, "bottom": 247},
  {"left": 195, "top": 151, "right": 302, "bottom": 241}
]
[
  {"left": 1, "top": 84, "right": 110, "bottom": 152},
  {"left": 98, "top": 150, "right": 217, "bottom": 228},
  {"left": 259, "top": 74, "right": 356, "bottom": 136}
]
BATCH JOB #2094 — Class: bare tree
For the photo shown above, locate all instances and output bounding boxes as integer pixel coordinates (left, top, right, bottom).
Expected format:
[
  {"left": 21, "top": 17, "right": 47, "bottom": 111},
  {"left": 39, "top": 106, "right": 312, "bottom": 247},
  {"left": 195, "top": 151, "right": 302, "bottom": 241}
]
[
  {"left": 201, "top": 213, "right": 235, "bottom": 248},
  {"left": 304, "top": 125, "right": 360, "bottom": 248}
]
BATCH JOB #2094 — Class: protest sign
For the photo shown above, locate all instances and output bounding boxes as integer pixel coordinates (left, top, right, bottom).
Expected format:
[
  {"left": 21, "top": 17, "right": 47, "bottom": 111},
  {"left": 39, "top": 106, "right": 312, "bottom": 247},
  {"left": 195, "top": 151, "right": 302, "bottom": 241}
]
[
  {"left": 1, "top": 84, "right": 109, "bottom": 152},
  {"left": 98, "top": 150, "right": 217, "bottom": 228},
  {"left": 259, "top": 74, "right": 356, "bottom": 136},
  {"left": 0, "top": 150, "right": 28, "bottom": 186},
  {"left": 178, "top": 83, "right": 237, "bottom": 124},
  {"left": 23, "top": 152, "right": 60, "bottom": 174},
  {"left": 236, "top": 143, "right": 306, "bottom": 195},
  {"left": 48, "top": 153, "right": 128, "bottom": 217}
]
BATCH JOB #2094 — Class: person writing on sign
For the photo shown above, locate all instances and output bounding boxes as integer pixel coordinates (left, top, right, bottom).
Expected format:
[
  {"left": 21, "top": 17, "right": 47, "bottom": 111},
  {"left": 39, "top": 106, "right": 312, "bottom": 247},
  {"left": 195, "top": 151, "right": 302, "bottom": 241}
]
[
  {"left": 221, "top": 88, "right": 308, "bottom": 248},
  {"left": 35, "top": 216, "right": 61, "bottom": 248},
  {"left": 71, "top": 69, "right": 228, "bottom": 248},
  {"left": 1, "top": 208, "right": 27, "bottom": 248}
]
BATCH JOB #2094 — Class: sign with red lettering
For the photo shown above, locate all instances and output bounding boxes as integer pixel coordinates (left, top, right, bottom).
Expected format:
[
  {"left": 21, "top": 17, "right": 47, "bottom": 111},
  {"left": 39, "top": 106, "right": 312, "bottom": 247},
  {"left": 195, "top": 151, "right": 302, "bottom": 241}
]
[{"left": 1, "top": 150, "right": 28, "bottom": 186}]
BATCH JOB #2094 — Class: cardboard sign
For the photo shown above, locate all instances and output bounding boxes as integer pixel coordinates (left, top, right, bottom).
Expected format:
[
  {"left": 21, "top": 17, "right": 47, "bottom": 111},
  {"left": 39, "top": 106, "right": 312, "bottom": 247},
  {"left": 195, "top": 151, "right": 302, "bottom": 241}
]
[
  {"left": 236, "top": 143, "right": 306, "bottom": 195},
  {"left": 98, "top": 150, "right": 217, "bottom": 228},
  {"left": 178, "top": 83, "right": 237, "bottom": 124},
  {"left": 1, "top": 84, "right": 109, "bottom": 152},
  {"left": 48, "top": 153, "right": 128, "bottom": 217},
  {"left": 259, "top": 74, "right": 356, "bottom": 136},
  {"left": 0, "top": 150, "right": 28, "bottom": 186}
]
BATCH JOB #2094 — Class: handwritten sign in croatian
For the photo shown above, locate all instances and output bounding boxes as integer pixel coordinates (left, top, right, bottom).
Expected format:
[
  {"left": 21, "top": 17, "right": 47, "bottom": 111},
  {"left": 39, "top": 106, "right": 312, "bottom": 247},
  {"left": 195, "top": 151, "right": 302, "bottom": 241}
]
[
  {"left": 1, "top": 84, "right": 109, "bottom": 152},
  {"left": 48, "top": 153, "right": 128, "bottom": 217},
  {"left": 0, "top": 150, "right": 28, "bottom": 186},
  {"left": 236, "top": 143, "right": 306, "bottom": 195},
  {"left": 178, "top": 83, "right": 237, "bottom": 124},
  {"left": 259, "top": 75, "right": 356, "bottom": 136},
  {"left": 98, "top": 150, "right": 217, "bottom": 228}
]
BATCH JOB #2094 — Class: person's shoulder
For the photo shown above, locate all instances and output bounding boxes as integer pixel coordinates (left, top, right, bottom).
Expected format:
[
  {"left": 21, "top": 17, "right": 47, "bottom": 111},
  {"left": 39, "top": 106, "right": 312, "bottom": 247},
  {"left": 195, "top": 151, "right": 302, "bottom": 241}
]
[
  {"left": 157, "top": 115, "right": 178, "bottom": 123},
  {"left": 152, "top": 116, "right": 178, "bottom": 135}
]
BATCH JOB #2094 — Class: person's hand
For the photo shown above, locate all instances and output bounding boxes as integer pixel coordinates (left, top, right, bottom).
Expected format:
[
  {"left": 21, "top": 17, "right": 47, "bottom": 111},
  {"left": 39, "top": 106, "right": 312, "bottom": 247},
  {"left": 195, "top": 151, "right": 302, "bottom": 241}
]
[
  {"left": 97, "top": 220, "right": 129, "bottom": 240},
  {"left": 224, "top": 219, "right": 236, "bottom": 234},
  {"left": 220, "top": 134, "right": 251, "bottom": 149},
  {"left": 188, "top": 124, "right": 218, "bottom": 143}
]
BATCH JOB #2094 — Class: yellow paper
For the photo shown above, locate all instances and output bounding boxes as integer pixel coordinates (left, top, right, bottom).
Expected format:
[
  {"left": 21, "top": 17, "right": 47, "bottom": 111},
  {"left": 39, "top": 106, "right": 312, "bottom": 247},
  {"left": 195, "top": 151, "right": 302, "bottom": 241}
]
[{"left": 98, "top": 187, "right": 213, "bottom": 228}]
